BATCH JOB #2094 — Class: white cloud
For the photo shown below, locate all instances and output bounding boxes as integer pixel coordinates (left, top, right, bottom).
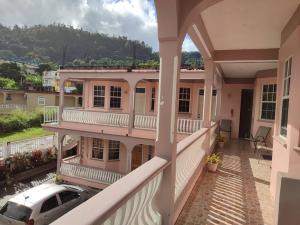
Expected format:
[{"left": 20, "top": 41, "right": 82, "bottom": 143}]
[
  {"left": 182, "top": 35, "right": 198, "bottom": 52},
  {"left": 0, "top": 0, "right": 198, "bottom": 52}
]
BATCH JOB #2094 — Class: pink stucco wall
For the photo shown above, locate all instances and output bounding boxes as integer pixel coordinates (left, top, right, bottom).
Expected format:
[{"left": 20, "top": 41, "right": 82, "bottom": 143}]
[
  {"left": 83, "top": 79, "right": 204, "bottom": 119},
  {"left": 251, "top": 76, "right": 277, "bottom": 146},
  {"left": 220, "top": 83, "right": 254, "bottom": 139},
  {"left": 271, "top": 26, "right": 300, "bottom": 198}
]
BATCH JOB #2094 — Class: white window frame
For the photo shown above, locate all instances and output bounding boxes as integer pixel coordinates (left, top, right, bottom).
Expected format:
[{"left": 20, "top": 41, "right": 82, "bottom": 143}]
[
  {"left": 110, "top": 86, "right": 122, "bottom": 109},
  {"left": 38, "top": 96, "right": 45, "bottom": 105},
  {"left": 91, "top": 138, "right": 104, "bottom": 160},
  {"left": 93, "top": 85, "right": 105, "bottom": 108},
  {"left": 280, "top": 57, "right": 292, "bottom": 138},
  {"left": 260, "top": 84, "right": 276, "bottom": 121},
  {"left": 108, "top": 140, "right": 120, "bottom": 160},
  {"left": 178, "top": 87, "right": 191, "bottom": 113}
]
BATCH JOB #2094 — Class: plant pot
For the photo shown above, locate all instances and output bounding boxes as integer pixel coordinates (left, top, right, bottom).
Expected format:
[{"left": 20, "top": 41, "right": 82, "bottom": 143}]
[
  {"left": 218, "top": 141, "right": 225, "bottom": 148},
  {"left": 207, "top": 162, "right": 218, "bottom": 172}
]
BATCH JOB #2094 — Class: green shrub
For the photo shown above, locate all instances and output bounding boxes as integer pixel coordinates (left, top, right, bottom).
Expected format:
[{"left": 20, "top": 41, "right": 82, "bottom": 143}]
[{"left": 0, "top": 110, "right": 43, "bottom": 133}]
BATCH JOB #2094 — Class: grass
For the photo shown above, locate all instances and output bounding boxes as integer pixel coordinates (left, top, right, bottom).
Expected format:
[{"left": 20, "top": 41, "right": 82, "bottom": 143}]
[{"left": 0, "top": 127, "right": 53, "bottom": 143}]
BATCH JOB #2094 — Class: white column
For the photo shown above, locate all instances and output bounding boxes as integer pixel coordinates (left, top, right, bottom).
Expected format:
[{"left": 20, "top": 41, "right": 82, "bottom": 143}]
[
  {"left": 59, "top": 79, "right": 65, "bottom": 123},
  {"left": 202, "top": 59, "right": 215, "bottom": 128},
  {"left": 155, "top": 40, "right": 181, "bottom": 225},
  {"left": 128, "top": 80, "right": 138, "bottom": 134},
  {"left": 216, "top": 87, "right": 222, "bottom": 120}
]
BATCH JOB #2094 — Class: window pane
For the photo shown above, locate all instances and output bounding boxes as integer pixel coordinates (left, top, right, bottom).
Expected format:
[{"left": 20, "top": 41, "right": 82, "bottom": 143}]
[
  {"left": 59, "top": 191, "right": 80, "bottom": 204},
  {"left": 109, "top": 140, "right": 120, "bottom": 160},
  {"left": 40, "top": 196, "right": 59, "bottom": 213},
  {"left": 92, "top": 138, "right": 104, "bottom": 160},
  {"left": 0, "top": 202, "right": 32, "bottom": 222},
  {"left": 280, "top": 99, "right": 289, "bottom": 137},
  {"left": 179, "top": 88, "right": 190, "bottom": 113},
  {"left": 94, "top": 86, "right": 105, "bottom": 107},
  {"left": 110, "top": 86, "right": 121, "bottom": 108}
]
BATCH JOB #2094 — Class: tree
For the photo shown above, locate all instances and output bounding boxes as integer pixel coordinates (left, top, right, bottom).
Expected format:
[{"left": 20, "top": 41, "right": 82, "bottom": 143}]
[
  {"left": 35, "top": 63, "right": 53, "bottom": 75},
  {"left": 0, "top": 62, "right": 22, "bottom": 81}
]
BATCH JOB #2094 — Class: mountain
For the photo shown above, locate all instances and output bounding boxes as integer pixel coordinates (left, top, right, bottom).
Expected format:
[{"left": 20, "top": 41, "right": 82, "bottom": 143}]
[
  {"left": 0, "top": 24, "right": 203, "bottom": 69},
  {"left": 0, "top": 24, "right": 153, "bottom": 64}
]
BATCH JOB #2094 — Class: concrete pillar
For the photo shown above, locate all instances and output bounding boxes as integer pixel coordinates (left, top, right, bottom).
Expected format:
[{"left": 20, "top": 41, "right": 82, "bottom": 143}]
[
  {"left": 155, "top": 40, "right": 181, "bottom": 225},
  {"left": 103, "top": 140, "right": 109, "bottom": 162},
  {"left": 57, "top": 133, "right": 64, "bottom": 175},
  {"left": 128, "top": 80, "right": 138, "bottom": 134},
  {"left": 59, "top": 79, "right": 65, "bottom": 123},
  {"left": 202, "top": 59, "right": 215, "bottom": 128},
  {"left": 104, "top": 83, "right": 110, "bottom": 110},
  {"left": 83, "top": 81, "right": 90, "bottom": 109},
  {"left": 216, "top": 87, "right": 222, "bottom": 120}
]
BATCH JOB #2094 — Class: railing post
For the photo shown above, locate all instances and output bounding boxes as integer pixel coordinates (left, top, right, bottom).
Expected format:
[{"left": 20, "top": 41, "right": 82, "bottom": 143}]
[
  {"left": 155, "top": 40, "right": 181, "bottom": 225},
  {"left": 57, "top": 133, "right": 64, "bottom": 175},
  {"left": 4, "top": 142, "right": 11, "bottom": 159}
]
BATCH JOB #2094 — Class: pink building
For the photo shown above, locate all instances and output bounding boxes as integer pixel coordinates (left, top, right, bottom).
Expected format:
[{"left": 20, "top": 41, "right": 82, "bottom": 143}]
[{"left": 48, "top": 1, "right": 300, "bottom": 224}]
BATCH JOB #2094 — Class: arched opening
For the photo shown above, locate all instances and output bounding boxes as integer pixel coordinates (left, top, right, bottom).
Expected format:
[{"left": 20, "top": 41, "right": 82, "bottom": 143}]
[{"left": 131, "top": 144, "right": 154, "bottom": 171}]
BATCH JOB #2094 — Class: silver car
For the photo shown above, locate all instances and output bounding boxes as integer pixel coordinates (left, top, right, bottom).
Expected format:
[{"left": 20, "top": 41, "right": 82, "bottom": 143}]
[{"left": 0, "top": 183, "right": 94, "bottom": 225}]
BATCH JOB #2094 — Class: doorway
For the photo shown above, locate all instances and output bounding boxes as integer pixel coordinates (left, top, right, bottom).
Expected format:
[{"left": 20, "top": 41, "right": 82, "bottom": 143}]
[
  {"left": 135, "top": 88, "right": 146, "bottom": 114},
  {"left": 131, "top": 145, "right": 143, "bottom": 171},
  {"left": 239, "top": 89, "right": 253, "bottom": 138}
]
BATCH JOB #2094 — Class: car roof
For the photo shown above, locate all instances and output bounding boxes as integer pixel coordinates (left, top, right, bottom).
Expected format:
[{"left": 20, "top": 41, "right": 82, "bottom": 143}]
[{"left": 8, "top": 184, "right": 69, "bottom": 208}]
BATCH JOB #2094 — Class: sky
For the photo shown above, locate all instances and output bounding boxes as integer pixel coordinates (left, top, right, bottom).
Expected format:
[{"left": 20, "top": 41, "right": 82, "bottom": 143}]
[{"left": 0, "top": 0, "right": 198, "bottom": 52}]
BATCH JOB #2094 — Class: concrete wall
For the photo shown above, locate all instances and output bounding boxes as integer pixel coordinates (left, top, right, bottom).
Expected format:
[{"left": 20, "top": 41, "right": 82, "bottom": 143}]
[
  {"left": 25, "top": 93, "right": 56, "bottom": 111},
  {"left": 5, "top": 93, "right": 26, "bottom": 105},
  {"left": 220, "top": 83, "right": 254, "bottom": 139}
]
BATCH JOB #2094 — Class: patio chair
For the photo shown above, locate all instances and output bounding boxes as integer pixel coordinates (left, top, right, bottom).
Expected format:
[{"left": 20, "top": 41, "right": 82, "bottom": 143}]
[
  {"left": 219, "top": 119, "right": 232, "bottom": 139},
  {"left": 246, "top": 126, "right": 271, "bottom": 153}
]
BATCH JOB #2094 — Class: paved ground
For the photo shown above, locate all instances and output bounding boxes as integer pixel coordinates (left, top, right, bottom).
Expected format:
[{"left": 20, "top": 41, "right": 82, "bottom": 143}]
[
  {"left": 0, "top": 171, "right": 56, "bottom": 207},
  {"left": 176, "top": 140, "right": 273, "bottom": 225}
]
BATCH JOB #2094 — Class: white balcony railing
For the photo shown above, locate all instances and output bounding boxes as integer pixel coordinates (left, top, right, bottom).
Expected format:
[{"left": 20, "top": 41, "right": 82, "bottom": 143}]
[
  {"left": 61, "top": 156, "right": 124, "bottom": 185},
  {"left": 134, "top": 115, "right": 202, "bottom": 134},
  {"left": 51, "top": 123, "right": 218, "bottom": 225},
  {"left": 62, "top": 109, "right": 129, "bottom": 127},
  {"left": 44, "top": 106, "right": 59, "bottom": 123},
  {"left": 44, "top": 108, "right": 202, "bottom": 134}
]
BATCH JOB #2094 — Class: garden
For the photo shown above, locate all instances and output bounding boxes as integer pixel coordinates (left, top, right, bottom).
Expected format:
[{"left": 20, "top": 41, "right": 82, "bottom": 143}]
[{"left": 0, "top": 147, "right": 57, "bottom": 184}]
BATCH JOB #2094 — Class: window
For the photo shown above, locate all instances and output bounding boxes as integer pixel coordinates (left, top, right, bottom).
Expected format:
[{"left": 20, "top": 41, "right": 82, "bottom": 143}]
[
  {"left": 178, "top": 88, "right": 190, "bottom": 113},
  {"left": 211, "top": 89, "right": 217, "bottom": 121},
  {"left": 92, "top": 138, "right": 104, "bottom": 160},
  {"left": 40, "top": 196, "right": 59, "bottom": 213},
  {"left": 78, "top": 97, "right": 83, "bottom": 107},
  {"left": 280, "top": 57, "right": 292, "bottom": 137},
  {"left": 59, "top": 191, "right": 80, "bottom": 204},
  {"left": 94, "top": 85, "right": 105, "bottom": 107},
  {"left": 261, "top": 84, "right": 277, "bottom": 120},
  {"left": 0, "top": 202, "right": 32, "bottom": 222},
  {"left": 38, "top": 96, "right": 45, "bottom": 105},
  {"left": 110, "top": 86, "right": 121, "bottom": 108},
  {"left": 6, "top": 94, "right": 12, "bottom": 101},
  {"left": 150, "top": 87, "right": 155, "bottom": 111},
  {"left": 109, "top": 140, "right": 120, "bottom": 160}
]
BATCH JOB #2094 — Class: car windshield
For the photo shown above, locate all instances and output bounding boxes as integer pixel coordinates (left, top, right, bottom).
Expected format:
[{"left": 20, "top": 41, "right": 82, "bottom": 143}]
[{"left": 0, "top": 201, "right": 32, "bottom": 222}]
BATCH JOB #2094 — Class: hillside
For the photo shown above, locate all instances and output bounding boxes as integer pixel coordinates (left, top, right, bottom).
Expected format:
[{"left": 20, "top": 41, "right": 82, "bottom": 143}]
[
  {"left": 0, "top": 24, "right": 153, "bottom": 64},
  {"left": 0, "top": 24, "right": 203, "bottom": 69}
]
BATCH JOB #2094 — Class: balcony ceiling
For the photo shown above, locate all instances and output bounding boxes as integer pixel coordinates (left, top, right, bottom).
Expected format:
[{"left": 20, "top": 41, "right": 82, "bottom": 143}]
[
  {"left": 201, "top": 0, "right": 300, "bottom": 50},
  {"left": 195, "top": 0, "right": 300, "bottom": 78},
  {"left": 220, "top": 62, "right": 277, "bottom": 78}
]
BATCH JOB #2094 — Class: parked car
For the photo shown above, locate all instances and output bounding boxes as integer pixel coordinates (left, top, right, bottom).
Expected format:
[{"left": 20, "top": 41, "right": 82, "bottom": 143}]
[{"left": 0, "top": 183, "right": 94, "bottom": 225}]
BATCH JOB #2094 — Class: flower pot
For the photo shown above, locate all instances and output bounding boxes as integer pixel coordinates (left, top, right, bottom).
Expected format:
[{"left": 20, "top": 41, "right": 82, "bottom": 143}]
[
  {"left": 207, "top": 162, "right": 218, "bottom": 172},
  {"left": 218, "top": 141, "right": 225, "bottom": 148}
]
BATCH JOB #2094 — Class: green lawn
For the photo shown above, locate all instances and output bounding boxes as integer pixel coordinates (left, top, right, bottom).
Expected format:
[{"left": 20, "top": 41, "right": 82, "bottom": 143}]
[{"left": 0, "top": 127, "right": 53, "bottom": 143}]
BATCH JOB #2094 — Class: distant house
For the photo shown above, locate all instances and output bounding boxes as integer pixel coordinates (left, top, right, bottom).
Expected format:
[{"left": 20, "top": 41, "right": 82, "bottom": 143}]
[
  {"left": 0, "top": 89, "right": 81, "bottom": 113},
  {"left": 43, "top": 70, "right": 77, "bottom": 93}
]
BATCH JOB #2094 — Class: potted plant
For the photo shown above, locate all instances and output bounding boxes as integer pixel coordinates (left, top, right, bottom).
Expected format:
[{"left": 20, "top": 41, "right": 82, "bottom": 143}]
[
  {"left": 217, "top": 135, "right": 225, "bottom": 148},
  {"left": 207, "top": 153, "right": 221, "bottom": 172}
]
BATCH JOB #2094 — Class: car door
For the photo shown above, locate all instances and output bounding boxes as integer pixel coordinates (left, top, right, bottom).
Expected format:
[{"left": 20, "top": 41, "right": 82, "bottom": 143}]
[
  {"left": 58, "top": 190, "right": 82, "bottom": 215},
  {"left": 35, "top": 195, "right": 62, "bottom": 225}
]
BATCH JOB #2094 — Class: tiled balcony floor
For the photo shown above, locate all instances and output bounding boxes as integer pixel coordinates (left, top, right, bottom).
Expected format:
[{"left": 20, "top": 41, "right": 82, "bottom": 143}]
[{"left": 176, "top": 140, "right": 273, "bottom": 225}]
